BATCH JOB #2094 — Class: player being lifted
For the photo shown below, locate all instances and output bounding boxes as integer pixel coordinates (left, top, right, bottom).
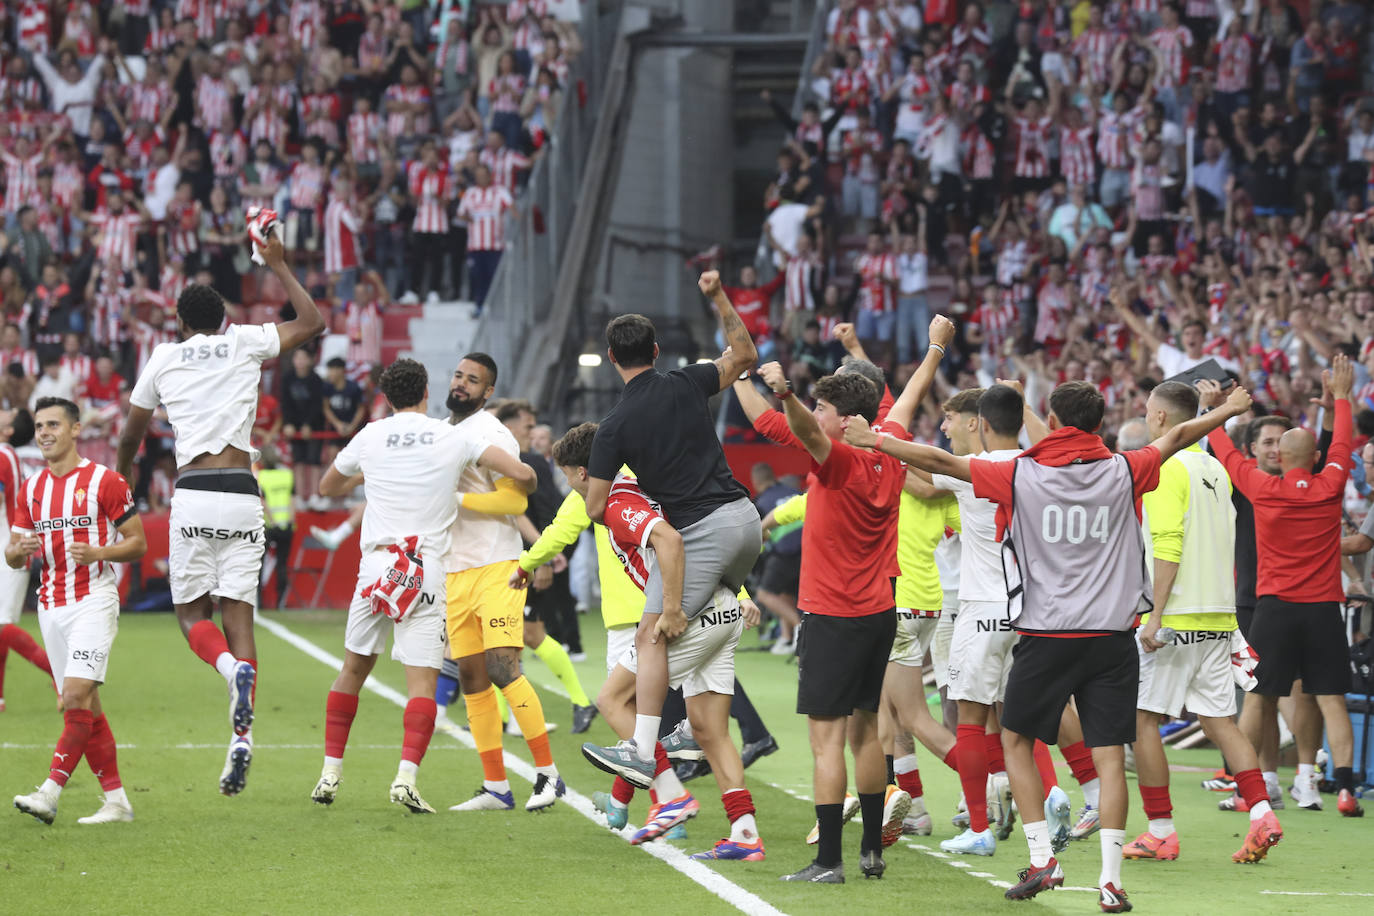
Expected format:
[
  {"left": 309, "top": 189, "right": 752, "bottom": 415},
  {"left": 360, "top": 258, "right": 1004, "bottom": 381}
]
[
  {"left": 11, "top": 398, "right": 146, "bottom": 825},
  {"left": 309, "top": 359, "right": 537, "bottom": 814},
  {"left": 117, "top": 229, "right": 326, "bottom": 796}
]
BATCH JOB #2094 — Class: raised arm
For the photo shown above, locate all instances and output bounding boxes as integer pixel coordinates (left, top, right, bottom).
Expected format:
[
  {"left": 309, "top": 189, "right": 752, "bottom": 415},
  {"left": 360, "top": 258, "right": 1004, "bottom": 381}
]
[
  {"left": 998, "top": 376, "right": 1050, "bottom": 444},
  {"left": 260, "top": 228, "right": 327, "bottom": 351},
  {"left": 732, "top": 373, "right": 775, "bottom": 424},
  {"left": 759, "top": 361, "right": 831, "bottom": 464},
  {"left": 702, "top": 270, "right": 758, "bottom": 390},
  {"left": 115, "top": 406, "right": 154, "bottom": 479},
  {"left": 1156, "top": 384, "right": 1252, "bottom": 462},
  {"left": 886, "top": 316, "right": 955, "bottom": 431},
  {"left": 845, "top": 420, "right": 973, "bottom": 481},
  {"left": 1109, "top": 285, "right": 1164, "bottom": 354}
]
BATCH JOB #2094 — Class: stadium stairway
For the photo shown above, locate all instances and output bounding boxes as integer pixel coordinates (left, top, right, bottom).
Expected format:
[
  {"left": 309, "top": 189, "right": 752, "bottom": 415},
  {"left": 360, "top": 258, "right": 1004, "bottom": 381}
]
[{"left": 399, "top": 300, "right": 481, "bottom": 414}]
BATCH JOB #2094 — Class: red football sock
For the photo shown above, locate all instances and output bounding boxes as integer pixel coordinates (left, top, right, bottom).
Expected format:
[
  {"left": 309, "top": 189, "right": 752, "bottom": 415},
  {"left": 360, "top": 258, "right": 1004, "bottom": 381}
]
[
  {"left": 325, "top": 690, "right": 359, "bottom": 759},
  {"left": 1033, "top": 740, "right": 1058, "bottom": 795},
  {"left": 239, "top": 656, "right": 257, "bottom": 704},
  {"left": 612, "top": 776, "right": 635, "bottom": 805},
  {"left": 942, "top": 747, "right": 959, "bottom": 771},
  {"left": 1, "top": 623, "right": 53, "bottom": 683},
  {"left": 50, "top": 708, "right": 94, "bottom": 787},
  {"left": 1139, "top": 783, "right": 1172, "bottom": 820},
  {"left": 984, "top": 731, "right": 1007, "bottom": 774},
  {"left": 1234, "top": 768, "right": 1266, "bottom": 810},
  {"left": 955, "top": 724, "right": 990, "bottom": 832},
  {"left": 896, "top": 768, "right": 924, "bottom": 798},
  {"left": 723, "top": 788, "right": 755, "bottom": 822},
  {"left": 653, "top": 741, "right": 671, "bottom": 777},
  {"left": 401, "top": 697, "right": 436, "bottom": 766},
  {"left": 1061, "top": 740, "right": 1098, "bottom": 785},
  {"left": 186, "top": 620, "right": 230, "bottom": 669},
  {"left": 85, "top": 714, "right": 123, "bottom": 791}
]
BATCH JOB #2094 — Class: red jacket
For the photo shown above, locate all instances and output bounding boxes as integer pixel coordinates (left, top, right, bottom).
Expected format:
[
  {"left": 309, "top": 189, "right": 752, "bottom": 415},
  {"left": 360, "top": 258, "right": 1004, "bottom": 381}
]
[
  {"left": 723, "top": 275, "right": 784, "bottom": 341},
  {"left": 1208, "top": 400, "right": 1352, "bottom": 604}
]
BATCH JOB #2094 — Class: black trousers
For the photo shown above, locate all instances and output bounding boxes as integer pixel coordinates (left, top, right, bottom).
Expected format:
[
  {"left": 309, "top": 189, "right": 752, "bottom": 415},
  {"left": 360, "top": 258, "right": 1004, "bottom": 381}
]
[
  {"left": 658, "top": 679, "right": 770, "bottom": 745},
  {"left": 265, "top": 525, "right": 294, "bottom": 608}
]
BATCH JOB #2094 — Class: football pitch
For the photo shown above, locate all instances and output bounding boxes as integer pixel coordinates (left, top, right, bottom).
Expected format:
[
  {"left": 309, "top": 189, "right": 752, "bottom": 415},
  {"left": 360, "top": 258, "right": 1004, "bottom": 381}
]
[{"left": 2, "top": 610, "right": 1370, "bottom": 915}]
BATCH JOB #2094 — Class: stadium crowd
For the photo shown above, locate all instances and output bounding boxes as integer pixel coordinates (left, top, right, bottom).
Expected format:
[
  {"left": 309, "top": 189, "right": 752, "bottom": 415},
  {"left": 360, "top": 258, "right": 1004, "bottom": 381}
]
[{"left": 0, "top": 0, "right": 577, "bottom": 507}]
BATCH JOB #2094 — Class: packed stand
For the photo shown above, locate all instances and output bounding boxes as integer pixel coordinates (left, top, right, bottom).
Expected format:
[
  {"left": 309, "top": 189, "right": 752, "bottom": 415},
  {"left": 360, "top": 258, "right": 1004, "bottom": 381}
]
[{"left": 0, "top": 0, "right": 580, "bottom": 509}]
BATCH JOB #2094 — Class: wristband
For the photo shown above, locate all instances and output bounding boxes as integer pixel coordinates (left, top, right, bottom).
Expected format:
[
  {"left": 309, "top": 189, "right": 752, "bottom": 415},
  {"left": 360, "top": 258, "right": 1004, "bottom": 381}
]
[
  {"left": 776, "top": 388, "right": 793, "bottom": 400},
  {"left": 929, "top": 343, "right": 945, "bottom": 356}
]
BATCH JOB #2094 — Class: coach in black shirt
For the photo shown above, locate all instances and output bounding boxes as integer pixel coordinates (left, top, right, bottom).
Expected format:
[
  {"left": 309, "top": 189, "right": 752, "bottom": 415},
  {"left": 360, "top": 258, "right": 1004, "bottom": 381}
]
[{"left": 583, "top": 271, "right": 762, "bottom": 767}]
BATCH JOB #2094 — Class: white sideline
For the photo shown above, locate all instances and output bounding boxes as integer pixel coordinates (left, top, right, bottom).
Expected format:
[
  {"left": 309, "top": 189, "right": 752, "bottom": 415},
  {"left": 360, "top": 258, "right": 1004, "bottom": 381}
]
[{"left": 256, "top": 613, "right": 788, "bottom": 916}]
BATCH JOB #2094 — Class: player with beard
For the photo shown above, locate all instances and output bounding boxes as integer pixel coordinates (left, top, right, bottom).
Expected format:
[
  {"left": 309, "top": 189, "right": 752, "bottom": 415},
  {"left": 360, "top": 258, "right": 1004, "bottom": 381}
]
[{"left": 442, "top": 354, "right": 565, "bottom": 812}]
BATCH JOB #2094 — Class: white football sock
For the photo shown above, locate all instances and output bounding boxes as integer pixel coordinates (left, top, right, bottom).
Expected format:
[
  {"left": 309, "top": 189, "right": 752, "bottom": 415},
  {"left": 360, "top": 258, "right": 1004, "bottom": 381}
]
[
  {"left": 730, "top": 812, "right": 758, "bottom": 841},
  {"left": 484, "top": 778, "right": 511, "bottom": 795},
  {"left": 323, "top": 756, "right": 343, "bottom": 772},
  {"left": 1249, "top": 800, "right": 1273, "bottom": 821},
  {"left": 1262, "top": 771, "right": 1279, "bottom": 795},
  {"left": 104, "top": 786, "right": 129, "bottom": 807},
  {"left": 396, "top": 760, "right": 418, "bottom": 780},
  {"left": 1022, "top": 819, "right": 1052, "bottom": 868},
  {"left": 215, "top": 652, "right": 239, "bottom": 683},
  {"left": 1147, "top": 817, "right": 1174, "bottom": 839},
  {"left": 40, "top": 777, "right": 62, "bottom": 797},
  {"left": 1081, "top": 776, "right": 1101, "bottom": 809},
  {"left": 1099, "top": 828, "right": 1125, "bottom": 888},
  {"left": 652, "top": 767, "right": 686, "bottom": 801},
  {"left": 632, "top": 716, "right": 660, "bottom": 762}
]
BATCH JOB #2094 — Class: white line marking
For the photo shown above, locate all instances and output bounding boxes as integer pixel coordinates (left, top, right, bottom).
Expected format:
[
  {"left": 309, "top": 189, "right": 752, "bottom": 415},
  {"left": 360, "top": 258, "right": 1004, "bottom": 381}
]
[
  {"left": 967, "top": 872, "right": 997, "bottom": 878},
  {"left": 1260, "top": 891, "right": 1374, "bottom": 898},
  {"left": 257, "top": 613, "right": 788, "bottom": 916}
]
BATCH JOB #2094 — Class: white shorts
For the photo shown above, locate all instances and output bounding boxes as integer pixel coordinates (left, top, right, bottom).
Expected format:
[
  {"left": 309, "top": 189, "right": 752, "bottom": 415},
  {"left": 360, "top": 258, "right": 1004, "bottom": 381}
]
[
  {"left": 619, "top": 590, "right": 742, "bottom": 698},
  {"left": 890, "top": 610, "right": 938, "bottom": 668},
  {"left": 606, "top": 624, "right": 636, "bottom": 676},
  {"left": 0, "top": 538, "right": 29, "bottom": 625},
  {"left": 344, "top": 549, "right": 448, "bottom": 669},
  {"left": 931, "top": 593, "right": 958, "bottom": 688},
  {"left": 39, "top": 590, "right": 119, "bottom": 686},
  {"left": 1136, "top": 629, "right": 1237, "bottom": 719},
  {"left": 169, "top": 479, "right": 266, "bottom": 607},
  {"left": 947, "top": 599, "right": 1017, "bottom": 705}
]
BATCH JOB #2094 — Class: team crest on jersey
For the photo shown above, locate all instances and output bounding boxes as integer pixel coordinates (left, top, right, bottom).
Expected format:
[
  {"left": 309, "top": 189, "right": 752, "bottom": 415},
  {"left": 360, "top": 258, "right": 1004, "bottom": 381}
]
[{"left": 74, "top": 488, "right": 87, "bottom": 505}]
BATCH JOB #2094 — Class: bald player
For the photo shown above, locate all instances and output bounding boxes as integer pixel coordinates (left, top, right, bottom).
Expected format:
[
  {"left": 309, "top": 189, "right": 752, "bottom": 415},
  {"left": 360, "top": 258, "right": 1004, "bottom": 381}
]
[{"left": 1205, "top": 355, "right": 1363, "bottom": 817}]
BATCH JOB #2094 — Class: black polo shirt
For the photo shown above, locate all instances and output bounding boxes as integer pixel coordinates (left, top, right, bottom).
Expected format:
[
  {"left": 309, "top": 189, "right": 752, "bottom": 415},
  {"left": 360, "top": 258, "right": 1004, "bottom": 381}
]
[{"left": 589, "top": 363, "right": 748, "bottom": 528}]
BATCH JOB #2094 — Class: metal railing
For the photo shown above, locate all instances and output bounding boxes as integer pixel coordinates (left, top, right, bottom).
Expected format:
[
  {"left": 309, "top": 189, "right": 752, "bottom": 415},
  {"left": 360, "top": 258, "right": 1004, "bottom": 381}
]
[{"left": 467, "top": 2, "right": 624, "bottom": 401}]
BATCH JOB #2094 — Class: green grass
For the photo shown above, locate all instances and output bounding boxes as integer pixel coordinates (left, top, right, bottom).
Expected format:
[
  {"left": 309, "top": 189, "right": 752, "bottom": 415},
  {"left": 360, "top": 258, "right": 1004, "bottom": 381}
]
[{"left": 2, "top": 610, "right": 1369, "bottom": 915}]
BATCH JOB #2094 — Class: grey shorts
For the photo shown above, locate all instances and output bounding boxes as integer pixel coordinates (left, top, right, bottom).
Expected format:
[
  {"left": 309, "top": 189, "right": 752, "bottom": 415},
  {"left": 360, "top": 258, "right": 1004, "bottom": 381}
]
[{"left": 642, "top": 497, "right": 762, "bottom": 620}]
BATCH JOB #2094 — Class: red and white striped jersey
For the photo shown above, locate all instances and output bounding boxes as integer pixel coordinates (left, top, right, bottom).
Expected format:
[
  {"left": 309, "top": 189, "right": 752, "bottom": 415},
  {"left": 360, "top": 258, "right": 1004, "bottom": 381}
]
[
  {"left": 1132, "top": 162, "right": 1165, "bottom": 221},
  {"left": 1060, "top": 124, "right": 1096, "bottom": 187},
  {"left": 855, "top": 252, "right": 896, "bottom": 313},
  {"left": 385, "top": 84, "right": 432, "bottom": 136},
  {"left": 1215, "top": 33, "right": 1253, "bottom": 94},
  {"left": 1, "top": 74, "right": 44, "bottom": 110},
  {"left": 238, "top": 161, "right": 282, "bottom": 212},
  {"left": 996, "top": 239, "right": 1030, "bottom": 286},
  {"left": 61, "top": 2, "right": 95, "bottom": 55},
  {"left": 176, "top": 0, "right": 214, "bottom": 40},
  {"left": 17, "top": 1, "right": 50, "bottom": 54},
  {"left": 785, "top": 254, "right": 820, "bottom": 313},
  {"left": 92, "top": 211, "right": 145, "bottom": 272},
  {"left": 123, "top": 81, "right": 173, "bottom": 124},
  {"left": 323, "top": 196, "right": 362, "bottom": 273},
  {"left": 408, "top": 164, "right": 451, "bottom": 234},
  {"left": 479, "top": 146, "right": 531, "bottom": 191},
  {"left": 89, "top": 271, "right": 131, "bottom": 349},
  {"left": 1, "top": 150, "right": 41, "bottom": 214},
  {"left": 603, "top": 473, "right": 662, "bottom": 593},
  {"left": 458, "top": 184, "right": 513, "bottom": 251},
  {"left": 1074, "top": 28, "right": 1115, "bottom": 85},
  {"left": 945, "top": 80, "right": 989, "bottom": 112},
  {"left": 506, "top": 0, "right": 548, "bottom": 22},
  {"left": 343, "top": 300, "right": 382, "bottom": 367},
  {"left": 1096, "top": 108, "right": 1138, "bottom": 170},
  {"left": 1150, "top": 26, "right": 1192, "bottom": 88},
  {"left": 160, "top": 262, "right": 189, "bottom": 303},
  {"left": 1132, "top": 0, "right": 1160, "bottom": 13},
  {"left": 347, "top": 111, "right": 382, "bottom": 164},
  {"left": 0, "top": 442, "right": 22, "bottom": 527},
  {"left": 164, "top": 198, "right": 201, "bottom": 259},
  {"left": 61, "top": 353, "right": 94, "bottom": 383},
  {"left": 950, "top": 23, "right": 992, "bottom": 61},
  {"left": 487, "top": 74, "right": 526, "bottom": 115},
  {"left": 0, "top": 347, "right": 39, "bottom": 377},
  {"left": 131, "top": 312, "right": 176, "bottom": 376},
  {"left": 246, "top": 107, "right": 288, "bottom": 151},
  {"left": 843, "top": 127, "right": 884, "bottom": 180},
  {"left": 1185, "top": 0, "right": 1217, "bottom": 18},
  {"left": 195, "top": 75, "right": 233, "bottom": 131},
  {"left": 51, "top": 160, "right": 83, "bottom": 211},
  {"left": 289, "top": 0, "right": 325, "bottom": 49},
  {"left": 1013, "top": 116, "right": 1053, "bottom": 178},
  {"left": 831, "top": 67, "right": 872, "bottom": 111},
  {"left": 1034, "top": 282, "right": 1071, "bottom": 344},
  {"left": 287, "top": 161, "right": 328, "bottom": 212},
  {"left": 963, "top": 125, "right": 996, "bottom": 179},
  {"left": 123, "top": 126, "right": 167, "bottom": 174},
  {"left": 301, "top": 92, "right": 342, "bottom": 147},
  {"left": 209, "top": 129, "right": 248, "bottom": 181},
  {"left": 969, "top": 300, "right": 1018, "bottom": 354},
  {"left": 145, "top": 22, "right": 176, "bottom": 53},
  {"left": 12, "top": 460, "right": 136, "bottom": 611}
]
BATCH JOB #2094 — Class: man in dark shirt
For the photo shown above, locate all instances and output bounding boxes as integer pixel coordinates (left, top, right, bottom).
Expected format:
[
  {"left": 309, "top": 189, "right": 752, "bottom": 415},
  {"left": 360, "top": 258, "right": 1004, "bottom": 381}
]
[
  {"left": 280, "top": 348, "right": 325, "bottom": 504},
  {"left": 322, "top": 357, "right": 366, "bottom": 445},
  {"left": 581, "top": 270, "right": 760, "bottom": 802},
  {"left": 1245, "top": 131, "right": 1296, "bottom": 217}
]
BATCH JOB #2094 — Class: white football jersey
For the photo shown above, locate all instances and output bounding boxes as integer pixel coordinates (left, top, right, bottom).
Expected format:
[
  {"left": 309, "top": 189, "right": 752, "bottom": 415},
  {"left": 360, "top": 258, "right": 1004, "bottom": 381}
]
[
  {"left": 445, "top": 408, "right": 522, "bottom": 571},
  {"left": 130, "top": 323, "right": 281, "bottom": 469},
  {"left": 332, "top": 411, "right": 486, "bottom": 556},
  {"left": 933, "top": 448, "right": 1020, "bottom": 603}
]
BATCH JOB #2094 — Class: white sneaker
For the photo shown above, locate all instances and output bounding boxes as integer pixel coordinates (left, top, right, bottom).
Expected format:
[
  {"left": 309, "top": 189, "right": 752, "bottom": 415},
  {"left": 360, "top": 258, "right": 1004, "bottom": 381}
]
[
  {"left": 219, "top": 737, "right": 253, "bottom": 796},
  {"left": 526, "top": 773, "right": 566, "bottom": 812},
  {"left": 450, "top": 786, "right": 516, "bottom": 811},
  {"left": 769, "top": 638, "right": 795, "bottom": 656},
  {"left": 1069, "top": 803, "right": 1100, "bottom": 839},
  {"left": 77, "top": 796, "right": 134, "bottom": 824},
  {"left": 952, "top": 791, "right": 969, "bottom": 828},
  {"left": 990, "top": 773, "right": 1016, "bottom": 840},
  {"left": 1045, "top": 785, "right": 1072, "bottom": 852},
  {"left": 13, "top": 786, "right": 59, "bottom": 824},
  {"left": 902, "top": 812, "right": 933, "bottom": 835},
  {"left": 312, "top": 770, "right": 340, "bottom": 805},
  {"left": 805, "top": 792, "right": 860, "bottom": 844},
  {"left": 390, "top": 778, "right": 435, "bottom": 814},
  {"left": 940, "top": 827, "right": 996, "bottom": 856},
  {"left": 1292, "top": 773, "right": 1323, "bottom": 811},
  {"left": 309, "top": 525, "right": 347, "bottom": 551},
  {"left": 504, "top": 718, "right": 557, "bottom": 737}
]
